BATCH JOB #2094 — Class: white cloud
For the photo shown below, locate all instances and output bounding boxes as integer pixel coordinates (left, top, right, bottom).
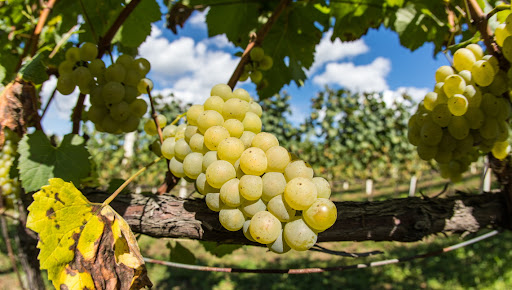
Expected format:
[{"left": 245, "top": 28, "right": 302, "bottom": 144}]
[
  {"left": 309, "top": 30, "right": 369, "bottom": 75},
  {"left": 139, "top": 25, "right": 238, "bottom": 104},
  {"left": 188, "top": 9, "right": 208, "bottom": 29},
  {"left": 313, "top": 57, "right": 391, "bottom": 92},
  {"left": 285, "top": 104, "right": 308, "bottom": 126},
  {"left": 382, "top": 87, "right": 429, "bottom": 108}
]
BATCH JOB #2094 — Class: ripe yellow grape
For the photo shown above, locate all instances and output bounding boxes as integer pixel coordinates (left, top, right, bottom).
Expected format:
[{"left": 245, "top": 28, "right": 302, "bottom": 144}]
[
  {"left": 265, "top": 146, "right": 291, "bottom": 173},
  {"left": 240, "top": 198, "right": 266, "bottom": 217},
  {"left": 261, "top": 172, "right": 287, "bottom": 201},
  {"left": 187, "top": 105, "right": 205, "bottom": 126},
  {"left": 303, "top": 198, "right": 337, "bottom": 232},
  {"left": 284, "top": 177, "right": 317, "bottom": 210},
  {"left": 223, "top": 119, "right": 244, "bottom": 138},
  {"left": 312, "top": 177, "right": 331, "bottom": 199},
  {"left": 447, "top": 94, "right": 468, "bottom": 116},
  {"left": 211, "top": 83, "right": 234, "bottom": 101},
  {"left": 204, "top": 125, "right": 230, "bottom": 151},
  {"left": 217, "top": 137, "right": 245, "bottom": 164},
  {"left": 242, "top": 112, "right": 262, "bottom": 133},
  {"left": 204, "top": 95, "right": 225, "bottom": 112},
  {"left": 220, "top": 178, "right": 243, "bottom": 207},
  {"left": 197, "top": 110, "right": 224, "bottom": 134},
  {"left": 205, "top": 160, "right": 236, "bottom": 188},
  {"left": 240, "top": 131, "right": 256, "bottom": 148},
  {"left": 249, "top": 211, "right": 281, "bottom": 244},
  {"left": 284, "top": 160, "right": 314, "bottom": 181},
  {"left": 435, "top": 66, "right": 454, "bottom": 83},
  {"left": 240, "top": 147, "right": 267, "bottom": 176},
  {"left": 222, "top": 98, "right": 249, "bottom": 121},
  {"left": 283, "top": 217, "right": 318, "bottom": 251},
  {"left": 267, "top": 194, "right": 296, "bottom": 222},
  {"left": 452, "top": 48, "right": 476, "bottom": 72},
  {"left": 205, "top": 192, "right": 223, "bottom": 212},
  {"left": 251, "top": 132, "right": 279, "bottom": 152},
  {"left": 219, "top": 207, "right": 245, "bottom": 231},
  {"left": 239, "top": 175, "right": 263, "bottom": 200}
]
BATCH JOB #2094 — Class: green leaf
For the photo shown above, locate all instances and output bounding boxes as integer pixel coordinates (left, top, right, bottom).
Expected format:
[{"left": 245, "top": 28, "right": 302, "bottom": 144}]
[
  {"left": 200, "top": 241, "right": 242, "bottom": 258},
  {"left": 18, "top": 51, "right": 50, "bottom": 84},
  {"left": 18, "top": 131, "right": 91, "bottom": 192},
  {"left": 258, "top": 3, "right": 328, "bottom": 99},
  {"left": 203, "top": 0, "right": 261, "bottom": 47},
  {"left": 169, "top": 241, "right": 196, "bottom": 264},
  {"left": 26, "top": 178, "right": 152, "bottom": 289},
  {"left": 115, "top": 0, "right": 161, "bottom": 47}
]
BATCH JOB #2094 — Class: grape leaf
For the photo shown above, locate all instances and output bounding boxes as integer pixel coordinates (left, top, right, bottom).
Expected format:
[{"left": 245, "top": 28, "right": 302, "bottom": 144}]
[
  {"left": 115, "top": 0, "right": 161, "bottom": 48},
  {"left": 26, "top": 178, "right": 152, "bottom": 289},
  {"left": 18, "top": 51, "right": 50, "bottom": 85},
  {"left": 17, "top": 131, "right": 91, "bottom": 192},
  {"left": 258, "top": 3, "right": 328, "bottom": 99}
]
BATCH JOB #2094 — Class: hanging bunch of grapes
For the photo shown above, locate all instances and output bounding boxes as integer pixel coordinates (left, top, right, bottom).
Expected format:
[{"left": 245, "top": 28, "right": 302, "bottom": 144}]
[{"left": 56, "top": 43, "right": 152, "bottom": 134}]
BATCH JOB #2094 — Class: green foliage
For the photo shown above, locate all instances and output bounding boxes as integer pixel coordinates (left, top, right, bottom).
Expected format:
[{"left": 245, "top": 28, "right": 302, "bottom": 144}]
[
  {"left": 113, "top": 0, "right": 161, "bottom": 49},
  {"left": 18, "top": 51, "right": 50, "bottom": 84},
  {"left": 302, "top": 88, "right": 420, "bottom": 180},
  {"left": 17, "top": 131, "right": 91, "bottom": 192},
  {"left": 199, "top": 241, "right": 243, "bottom": 258}
]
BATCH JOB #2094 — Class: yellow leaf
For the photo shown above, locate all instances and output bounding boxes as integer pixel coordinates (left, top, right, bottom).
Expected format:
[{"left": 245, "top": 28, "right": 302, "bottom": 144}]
[{"left": 27, "top": 178, "right": 152, "bottom": 289}]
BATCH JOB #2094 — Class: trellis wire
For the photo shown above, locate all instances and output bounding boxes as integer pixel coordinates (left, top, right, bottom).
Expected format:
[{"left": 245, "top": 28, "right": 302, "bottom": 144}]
[{"left": 142, "top": 230, "right": 499, "bottom": 274}]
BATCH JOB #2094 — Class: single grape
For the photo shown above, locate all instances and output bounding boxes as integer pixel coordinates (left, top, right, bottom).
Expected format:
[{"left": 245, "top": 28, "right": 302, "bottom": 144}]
[
  {"left": 423, "top": 92, "right": 438, "bottom": 111},
  {"left": 243, "top": 220, "right": 256, "bottom": 242},
  {"left": 174, "top": 138, "right": 192, "bottom": 161},
  {"left": 480, "top": 117, "right": 499, "bottom": 140},
  {"left": 249, "top": 211, "right": 281, "bottom": 244},
  {"left": 283, "top": 217, "right": 318, "bottom": 251},
  {"left": 240, "top": 147, "right": 267, "bottom": 176},
  {"left": 267, "top": 194, "right": 296, "bottom": 222},
  {"left": 217, "top": 137, "right": 245, "bottom": 164},
  {"left": 197, "top": 110, "right": 224, "bottom": 134},
  {"left": 223, "top": 119, "right": 244, "bottom": 138},
  {"left": 303, "top": 198, "right": 337, "bottom": 232},
  {"left": 65, "top": 46, "right": 81, "bottom": 62},
  {"left": 284, "top": 160, "right": 314, "bottom": 181},
  {"left": 267, "top": 230, "right": 290, "bottom": 254},
  {"left": 129, "top": 99, "right": 148, "bottom": 118},
  {"left": 453, "top": 48, "right": 476, "bottom": 72},
  {"left": 110, "top": 101, "right": 130, "bottom": 121},
  {"left": 133, "top": 58, "right": 151, "bottom": 76},
  {"left": 251, "top": 132, "right": 279, "bottom": 152},
  {"left": 242, "top": 112, "right": 262, "bottom": 133},
  {"left": 220, "top": 178, "right": 243, "bottom": 207},
  {"left": 161, "top": 137, "right": 176, "bottom": 160},
  {"left": 183, "top": 152, "right": 203, "bottom": 179},
  {"left": 443, "top": 74, "right": 466, "bottom": 97},
  {"left": 431, "top": 104, "right": 452, "bottom": 127},
  {"left": 435, "top": 65, "right": 454, "bottom": 83},
  {"left": 239, "top": 175, "right": 263, "bottom": 201},
  {"left": 205, "top": 160, "right": 236, "bottom": 188},
  {"left": 265, "top": 146, "right": 291, "bottom": 173},
  {"left": 189, "top": 133, "right": 208, "bottom": 154},
  {"left": 187, "top": 105, "right": 205, "bottom": 126},
  {"left": 79, "top": 42, "right": 98, "bottom": 61},
  {"left": 102, "top": 81, "right": 125, "bottom": 105},
  {"left": 250, "top": 47, "right": 265, "bottom": 61},
  {"left": 250, "top": 70, "right": 263, "bottom": 84},
  {"left": 240, "top": 131, "right": 256, "bottom": 148},
  {"left": 137, "top": 78, "right": 153, "bottom": 94},
  {"left": 105, "top": 63, "right": 126, "bottom": 83},
  {"left": 259, "top": 55, "right": 273, "bottom": 71},
  {"left": 202, "top": 151, "right": 218, "bottom": 172},
  {"left": 233, "top": 88, "right": 252, "bottom": 102},
  {"left": 492, "top": 141, "right": 510, "bottom": 160},
  {"left": 417, "top": 144, "right": 438, "bottom": 160},
  {"left": 261, "top": 172, "right": 287, "bottom": 202},
  {"left": 184, "top": 125, "right": 198, "bottom": 143},
  {"left": 471, "top": 60, "right": 495, "bottom": 86},
  {"left": 211, "top": 83, "right": 234, "bottom": 101},
  {"left": 204, "top": 95, "right": 225, "bottom": 113},
  {"left": 240, "top": 198, "right": 266, "bottom": 217},
  {"left": 162, "top": 124, "right": 177, "bottom": 139},
  {"left": 219, "top": 207, "right": 245, "bottom": 231},
  {"left": 448, "top": 116, "right": 469, "bottom": 140},
  {"left": 284, "top": 177, "right": 317, "bottom": 210},
  {"left": 248, "top": 101, "right": 263, "bottom": 117},
  {"left": 205, "top": 192, "right": 223, "bottom": 212},
  {"left": 58, "top": 60, "right": 75, "bottom": 75},
  {"left": 222, "top": 98, "right": 249, "bottom": 121},
  {"left": 87, "top": 105, "right": 107, "bottom": 124},
  {"left": 204, "top": 125, "right": 230, "bottom": 151},
  {"left": 57, "top": 74, "right": 76, "bottom": 95},
  {"left": 447, "top": 94, "right": 468, "bottom": 116},
  {"left": 312, "top": 177, "right": 331, "bottom": 199}
]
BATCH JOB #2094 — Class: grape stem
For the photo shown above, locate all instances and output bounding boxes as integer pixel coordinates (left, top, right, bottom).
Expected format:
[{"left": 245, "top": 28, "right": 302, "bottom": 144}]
[
  {"left": 146, "top": 89, "right": 164, "bottom": 144},
  {"left": 227, "top": 0, "right": 291, "bottom": 89},
  {"left": 15, "top": 0, "right": 58, "bottom": 72},
  {"left": 102, "top": 156, "right": 163, "bottom": 207},
  {"left": 465, "top": 0, "right": 499, "bottom": 57}
]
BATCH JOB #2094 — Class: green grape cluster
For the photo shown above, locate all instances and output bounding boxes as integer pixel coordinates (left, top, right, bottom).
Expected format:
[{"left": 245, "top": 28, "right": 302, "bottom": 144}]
[
  {"left": 156, "top": 84, "right": 337, "bottom": 253},
  {"left": 57, "top": 42, "right": 152, "bottom": 134},
  {"left": 0, "top": 130, "right": 21, "bottom": 200},
  {"left": 240, "top": 47, "right": 273, "bottom": 88},
  {"left": 408, "top": 42, "right": 511, "bottom": 182}
]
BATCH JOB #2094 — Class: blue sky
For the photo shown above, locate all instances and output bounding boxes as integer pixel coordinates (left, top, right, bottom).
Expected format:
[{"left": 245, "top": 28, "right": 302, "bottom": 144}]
[{"left": 40, "top": 8, "right": 449, "bottom": 135}]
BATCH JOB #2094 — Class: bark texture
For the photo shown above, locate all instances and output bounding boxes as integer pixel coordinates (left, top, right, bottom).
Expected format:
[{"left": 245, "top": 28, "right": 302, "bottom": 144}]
[{"left": 86, "top": 191, "right": 508, "bottom": 244}]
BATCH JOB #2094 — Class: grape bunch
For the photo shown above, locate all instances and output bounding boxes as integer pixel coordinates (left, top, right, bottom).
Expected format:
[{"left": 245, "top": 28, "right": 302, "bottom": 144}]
[
  {"left": 155, "top": 84, "right": 337, "bottom": 253},
  {"left": 408, "top": 41, "right": 511, "bottom": 182},
  {"left": 0, "top": 130, "right": 21, "bottom": 201},
  {"left": 240, "top": 47, "right": 273, "bottom": 88},
  {"left": 56, "top": 42, "right": 151, "bottom": 134}
]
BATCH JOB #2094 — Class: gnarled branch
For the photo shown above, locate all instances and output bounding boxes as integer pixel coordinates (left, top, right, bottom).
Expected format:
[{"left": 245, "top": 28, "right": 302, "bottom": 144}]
[{"left": 85, "top": 191, "right": 508, "bottom": 244}]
